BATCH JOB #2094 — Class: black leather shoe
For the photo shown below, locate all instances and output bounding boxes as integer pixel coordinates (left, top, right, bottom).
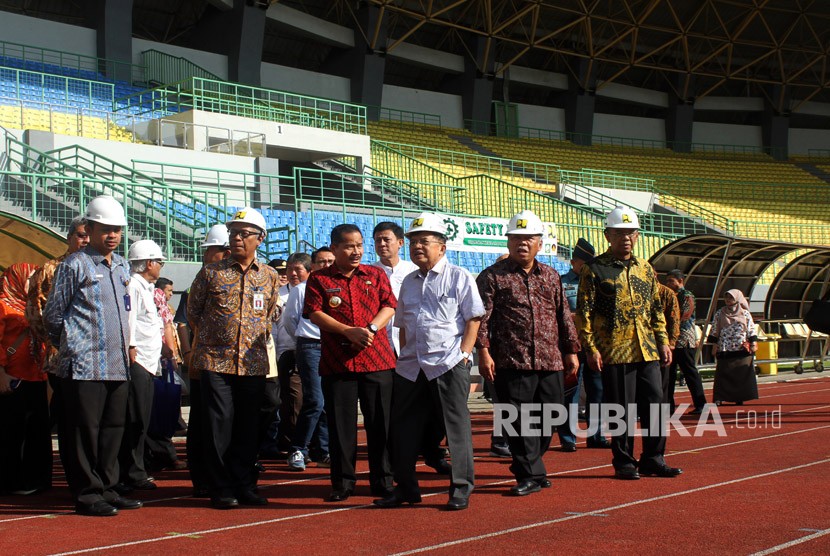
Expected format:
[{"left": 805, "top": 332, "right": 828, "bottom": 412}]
[
  {"left": 586, "top": 438, "right": 611, "bottom": 449},
  {"left": 76, "top": 501, "right": 118, "bottom": 517},
  {"left": 488, "top": 444, "right": 512, "bottom": 458},
  {"left": 192, "top": 487, "right": 210, "bottom": 498},
  {"left": 536, "top": 478, "right": 551, "bottom": 489},
  {"left": 238, "top": 491, "right": 268, "bottom": 506},
  {"left": 614, "top": 468, "right": 641, "bottom": 480},
  {"left": 132, "top": 478, "right": 157, "bottom": 490},
  {"left": 112, "top": 482, "right": 134, "bottom": 496},
  {"left": 446, "top": 496, "right": 469, "bottom": 511},
  {"left": 110, "top": 496, "right": 142, "bottom": 510},
  {"left": 373, "top": 491, "right": 421, "bottom": 508},
  {"left": 639, "top": 464, "right": 683, "bottom": 478},
  {"left": 510, "top": 480, "right": 542, "bottom": 496},
  {"left": 328, "top": 488, "right": 353, "bottom": 502},
  {"left": 370, "top": 486, "right": 393, "bottom": 498},
  {"left": 211, "top": 496, "right": 240, "bottom": 509},
  {"left": 426, "top": 458, "right": 452, "bottom": 474},
  {"left": 560, "top": 442, "right": 577, "bottom": 452}
]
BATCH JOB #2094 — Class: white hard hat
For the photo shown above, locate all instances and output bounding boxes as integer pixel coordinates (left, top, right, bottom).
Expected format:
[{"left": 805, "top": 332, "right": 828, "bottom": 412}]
[
  {"left": 605, "top": 206, "right": 640, "bottom": 229},
  {"left": 128, "top": 239, "right": 164, "bottom": 261},
  {"left": 227, "top": 206, "right": 267, "bottom": 232},
  {"left": 84, "top": 195, "right": 127, "bottom": 227},
  {"left": 201, "top": 224, "right": 230, "bottom": 249},
  {"left": 506, "top": 210, "right": 544, "bottom": 235},
  {"left": 405, "top": 212, "right": 447, "bottom": 238}
]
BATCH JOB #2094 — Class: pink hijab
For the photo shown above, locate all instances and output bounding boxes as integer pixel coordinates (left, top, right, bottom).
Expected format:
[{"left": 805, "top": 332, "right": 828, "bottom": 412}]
[{"left": 717, "top": 289, "right": 750, "bottom": 330}]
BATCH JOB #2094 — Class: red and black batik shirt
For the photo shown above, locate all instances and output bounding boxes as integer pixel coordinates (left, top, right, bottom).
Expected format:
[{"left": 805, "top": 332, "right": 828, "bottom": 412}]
[{"left": 303, "top": 264, "right": 397, "bottom": 375}]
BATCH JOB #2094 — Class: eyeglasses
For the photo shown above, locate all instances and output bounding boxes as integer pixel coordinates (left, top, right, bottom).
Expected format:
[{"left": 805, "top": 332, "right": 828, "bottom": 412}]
[
  {"left": 408, "top": 239, "right": 444, "bottom": 247},
  {"left": 227, "top": 229, "right": 260, "bottom": 239},
  {"left": 507, "top": 235, "right": 541, "bottom": 243},
  {"left": 151, "top": 259, "right": 165, "bottom": 267},
  {"left": 608, "top": 229, "right": 639, "bottom": 238}
]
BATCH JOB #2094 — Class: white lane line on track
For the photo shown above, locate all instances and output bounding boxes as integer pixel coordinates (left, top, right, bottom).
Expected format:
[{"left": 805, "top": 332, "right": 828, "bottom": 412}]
[
  {"left": 4, "top": 397, "right": 828, "bottom": 526},
  {"left": 39, "top": 421, "right": 830, "bottom": 555},
  {"left": 389, "top": 458, "right": 830, "bottom": 556},
  {"left": 748, "top": 527, "right": 830, "bottom": 555}
]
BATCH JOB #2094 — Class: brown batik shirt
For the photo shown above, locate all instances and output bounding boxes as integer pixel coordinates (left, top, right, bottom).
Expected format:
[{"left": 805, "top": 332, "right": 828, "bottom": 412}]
[
  {"left": 475, "top": 258, "right": 580, "bottom": 372},
  {"left": 25, "top": 252, "right": 68, "bottom": 372},
  {"left": 188, "top": 257, "right": 281, "bottom": 376}
]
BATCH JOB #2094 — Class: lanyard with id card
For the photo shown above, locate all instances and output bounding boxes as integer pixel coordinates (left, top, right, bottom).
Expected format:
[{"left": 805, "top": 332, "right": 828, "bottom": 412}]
[{"left": 253, "top": 293, "right": 265, "bottom": 312}]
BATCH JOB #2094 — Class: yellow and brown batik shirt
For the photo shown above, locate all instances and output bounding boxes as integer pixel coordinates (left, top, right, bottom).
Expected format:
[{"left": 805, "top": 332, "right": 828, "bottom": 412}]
[
  {"left": 25, "top": 252, "right": 68, "bottom": 372},
  {"left": 575, "top": 251, "right": 668, "bottom": 365},
  {"left": 187, "top": 257, "right": 281, "bottom": 376}
]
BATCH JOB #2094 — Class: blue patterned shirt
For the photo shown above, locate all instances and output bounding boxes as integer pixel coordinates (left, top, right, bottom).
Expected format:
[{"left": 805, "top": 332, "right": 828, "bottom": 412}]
[
  {"left": 43, "top": 245, "right": 131, "bottom": 381},
  {"left": 560, "top": 268, "right": 580, "bottom": 312}
]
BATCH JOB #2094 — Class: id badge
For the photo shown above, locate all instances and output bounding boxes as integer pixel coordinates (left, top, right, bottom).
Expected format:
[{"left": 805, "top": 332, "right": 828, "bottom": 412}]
[
  {"left": 253, "top": 293, "right": 265, "bottom": 312},
  {"left": 124, "top": 294, "right": 131, "bottom": 312}
]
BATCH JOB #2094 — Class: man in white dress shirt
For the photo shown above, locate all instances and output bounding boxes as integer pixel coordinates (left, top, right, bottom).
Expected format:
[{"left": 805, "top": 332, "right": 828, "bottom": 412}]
[
  {"left": 117, "top": 239, "right": 166, "bottom": 494},
  {"left": 372, "top": 221, "right": 450, "bottom": 475},
  {"left": 374, "top": 213, "right": 484, "bottom": 511}
]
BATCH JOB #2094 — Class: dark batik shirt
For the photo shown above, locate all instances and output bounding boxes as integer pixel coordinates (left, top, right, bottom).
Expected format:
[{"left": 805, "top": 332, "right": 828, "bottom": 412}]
[
  {"left": 188, "top": 257, "right": 281, "bottom": 376},
  {"left": 675, "top": 287, "right": 697, "bottom": 349},
  {"left": 476, "top": 258, "right": 580, "bottom": 372},
  {"left": 303, "top": 263, "right": 397, "bottom": 375}
]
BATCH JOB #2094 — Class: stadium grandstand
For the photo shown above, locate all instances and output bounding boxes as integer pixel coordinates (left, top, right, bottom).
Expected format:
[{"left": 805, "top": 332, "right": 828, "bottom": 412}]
[{"left": 1, "top": 0, "right": 828, "bottom": 368}]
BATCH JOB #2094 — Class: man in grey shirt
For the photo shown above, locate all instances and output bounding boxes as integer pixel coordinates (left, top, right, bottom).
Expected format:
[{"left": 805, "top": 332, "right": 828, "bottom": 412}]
[{"left": 374, "top": 213, "right": 484, "bottom": 511}]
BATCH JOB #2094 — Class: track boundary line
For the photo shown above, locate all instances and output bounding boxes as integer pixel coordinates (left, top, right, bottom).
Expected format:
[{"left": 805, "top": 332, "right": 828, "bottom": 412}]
[
  {"left": 388, "top": 458, "right": 830, "bottom": 555},
  {"left": 748, "top": 528, "right": 830, "bottom": 555},
  {"left": 40, "top": 421, "right": 830, "bottom": 555}
]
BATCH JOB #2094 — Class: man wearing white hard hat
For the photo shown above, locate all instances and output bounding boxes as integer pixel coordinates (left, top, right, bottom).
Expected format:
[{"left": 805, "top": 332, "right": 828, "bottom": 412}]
[
  {"left": 116, "top": 240, "right": 166, "bottom": 495},
  {"left": 575, "top": 206, "right": 680, "bottom": 480},
  {"left": 375, "top": 213, "right": 484, "bottom": 511},
  {"left": 188, "top": 207, "right": 281, "bottom": 509},
  {"left": 174, "top": 223, "right": 231, "bottom": 497},
  {"left": 476, "top": 210, "right": 580, "bottom": 497},
  {"left": 44, "top": 195, "right": 143, "bottom": 516}
]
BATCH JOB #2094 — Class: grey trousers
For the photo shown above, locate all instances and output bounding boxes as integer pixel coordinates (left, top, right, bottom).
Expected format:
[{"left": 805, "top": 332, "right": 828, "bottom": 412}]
[{"left": 390, "top": 360, "right": 474, "bottom": 499}]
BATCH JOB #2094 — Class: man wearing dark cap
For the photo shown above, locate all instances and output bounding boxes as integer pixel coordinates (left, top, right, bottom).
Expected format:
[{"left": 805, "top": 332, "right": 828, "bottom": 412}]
[
  {"left": 664, "top": 270, "right": 707, "bottom": 414},
  {"left": 559, "top": 238, "right": 610, "bottom": 451}
]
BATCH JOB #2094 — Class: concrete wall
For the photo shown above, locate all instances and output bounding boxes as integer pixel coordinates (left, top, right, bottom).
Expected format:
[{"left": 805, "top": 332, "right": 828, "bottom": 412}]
[
  {"left": 692, "top": 122, "right": 763, "bottom": 148},
  {"left": 594, "top": 113, "right": 665, "bottom": 142},
  {"left": 381, "top": 84, "right": 464, "bottom": 128}
]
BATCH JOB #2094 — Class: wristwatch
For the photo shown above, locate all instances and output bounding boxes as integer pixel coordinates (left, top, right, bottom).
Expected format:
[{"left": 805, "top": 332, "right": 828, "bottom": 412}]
[
  {"left": 461, "top": 351, "right": 471, "bottom": 361},
  {"left": 367, "top": 323, "right": 379, "bottom": 334}
]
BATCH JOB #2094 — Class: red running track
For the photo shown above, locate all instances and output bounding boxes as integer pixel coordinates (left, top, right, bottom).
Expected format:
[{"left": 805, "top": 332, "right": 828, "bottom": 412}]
[{"left": 1, "top": 377, "right": 829, "bottom": 555}]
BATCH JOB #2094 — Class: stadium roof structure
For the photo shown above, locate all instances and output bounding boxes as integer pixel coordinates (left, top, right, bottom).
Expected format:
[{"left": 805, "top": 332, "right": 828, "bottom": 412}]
[
  {"left": 4, "top": 0, "right": 830, "bottom": 114},
  {"left": 765, "top": 249, "right": 830, "bottom": 321},
  {"left": 0, "top": 211, "right": 65, "bottom": 272},
  {"left": 648, "top": 234, "right": 830, "bottom": 324}
]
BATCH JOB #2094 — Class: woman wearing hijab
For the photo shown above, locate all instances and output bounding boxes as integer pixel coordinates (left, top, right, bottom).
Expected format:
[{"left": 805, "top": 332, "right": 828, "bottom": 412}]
[
  {"left": 707, "top": 289, "right": 759, "bottom": 405},
  {"left": 0, "top": 262, "right": 51, "bottom": 495}
]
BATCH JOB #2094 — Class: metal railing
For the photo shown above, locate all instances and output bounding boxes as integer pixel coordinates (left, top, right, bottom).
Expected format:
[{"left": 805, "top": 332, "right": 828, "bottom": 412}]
[
  {"left": 142, "top": 49, "right": 220, "bottom": 86},
  {"left": 116, "top": 77, "right": 368, "bottom": 134},
  {"left": 463, "top": 118, "right": 782, "bottom": 158},
  {"left": 372, "top": 140, "right": 562, "bottom": 185},
  {"left": 0, "top": 40, "right": 146, "bottom": 84},
  {"left": 369, "top": 106, "right": 442, "bottom": 127},
  {"left": 0, "top": 66, "right": 116, "bottom": 110},
  {"left": 137, "top": 119, "right": 266, "bottom": 157}
]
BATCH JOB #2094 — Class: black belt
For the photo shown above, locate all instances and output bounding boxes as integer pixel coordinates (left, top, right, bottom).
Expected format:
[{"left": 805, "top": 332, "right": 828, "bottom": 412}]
[{"left": 297, "top": 337, "right": 321, "bottom": 345}]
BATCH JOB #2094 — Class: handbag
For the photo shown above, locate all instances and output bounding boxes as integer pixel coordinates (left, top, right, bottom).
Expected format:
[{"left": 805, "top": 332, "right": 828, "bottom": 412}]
[
  {"left": 804, "top": 299, "right": 830, "bottom": 334},
  {"left": 148, "top": 359, "right": 183, "bottom": 438}
]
